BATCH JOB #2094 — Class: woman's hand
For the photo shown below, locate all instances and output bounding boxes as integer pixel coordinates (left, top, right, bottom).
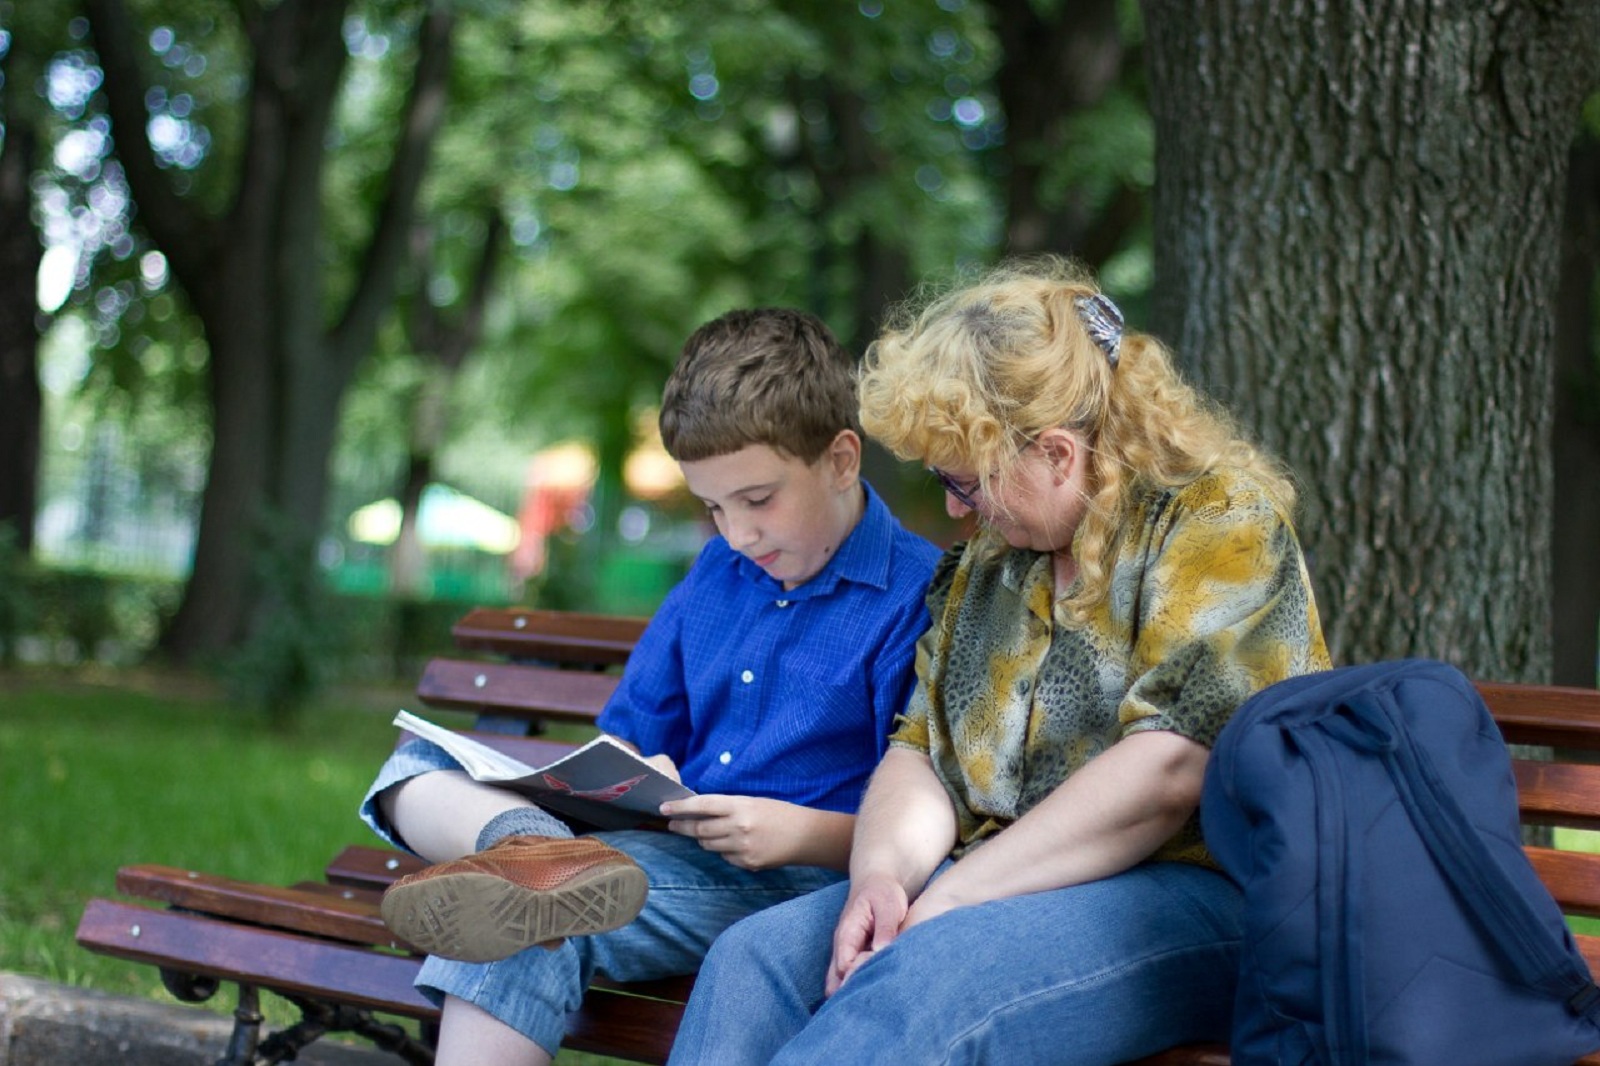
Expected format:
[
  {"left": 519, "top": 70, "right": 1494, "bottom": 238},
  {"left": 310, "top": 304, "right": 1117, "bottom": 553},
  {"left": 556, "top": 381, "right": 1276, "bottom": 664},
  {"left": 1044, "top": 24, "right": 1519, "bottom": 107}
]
[
  {"left": 660, "top": 794, "right": 814, "bottom": 871},
  {"left": 825, "top": 872, "right": 909, "bottom": 996},
  {"left": 900, "top": 879, "right": 963, "bottom": 932}
]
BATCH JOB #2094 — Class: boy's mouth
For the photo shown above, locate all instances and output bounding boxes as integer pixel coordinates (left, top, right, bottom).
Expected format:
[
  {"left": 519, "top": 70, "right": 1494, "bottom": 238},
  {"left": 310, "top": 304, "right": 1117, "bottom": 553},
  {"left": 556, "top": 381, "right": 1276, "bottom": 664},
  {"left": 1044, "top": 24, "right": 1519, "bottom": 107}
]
[{"left": 751, "top": 550, "right": 781, "bottom": 568}]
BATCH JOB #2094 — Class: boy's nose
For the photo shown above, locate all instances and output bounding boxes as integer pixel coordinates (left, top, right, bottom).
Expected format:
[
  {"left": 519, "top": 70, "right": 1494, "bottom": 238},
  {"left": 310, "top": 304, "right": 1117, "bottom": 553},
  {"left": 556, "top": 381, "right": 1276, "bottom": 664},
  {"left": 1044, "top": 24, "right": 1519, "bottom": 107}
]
[
  {"left": 945, "top": 492, "right": 972, "bottom": 519},
  {"left": 724, "top": 515, "right": 760, "bottom": 548}
]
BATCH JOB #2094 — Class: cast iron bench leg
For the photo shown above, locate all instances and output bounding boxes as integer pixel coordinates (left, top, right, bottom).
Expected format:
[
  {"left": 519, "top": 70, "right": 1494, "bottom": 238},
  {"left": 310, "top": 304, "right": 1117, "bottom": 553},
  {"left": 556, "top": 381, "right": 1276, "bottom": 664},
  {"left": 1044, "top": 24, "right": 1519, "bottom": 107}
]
[{"left": 216, "top": 983, "right": 262, "bottom": 1066}]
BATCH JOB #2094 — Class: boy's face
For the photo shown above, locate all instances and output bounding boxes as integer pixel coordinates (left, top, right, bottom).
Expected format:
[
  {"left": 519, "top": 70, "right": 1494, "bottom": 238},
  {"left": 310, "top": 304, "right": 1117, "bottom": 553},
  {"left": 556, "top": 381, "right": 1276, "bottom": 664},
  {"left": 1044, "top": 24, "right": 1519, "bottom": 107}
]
[{"left": 679, "top": 432, "right": 864, "bottom": 591}]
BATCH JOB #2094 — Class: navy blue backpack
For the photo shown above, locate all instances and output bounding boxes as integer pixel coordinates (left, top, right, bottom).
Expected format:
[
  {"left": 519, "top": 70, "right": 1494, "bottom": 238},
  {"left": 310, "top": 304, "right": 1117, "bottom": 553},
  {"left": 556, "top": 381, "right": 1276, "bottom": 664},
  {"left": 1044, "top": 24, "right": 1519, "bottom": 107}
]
[{"left": 1202, "top": 659, "right": 1600, "bottom": 1066}]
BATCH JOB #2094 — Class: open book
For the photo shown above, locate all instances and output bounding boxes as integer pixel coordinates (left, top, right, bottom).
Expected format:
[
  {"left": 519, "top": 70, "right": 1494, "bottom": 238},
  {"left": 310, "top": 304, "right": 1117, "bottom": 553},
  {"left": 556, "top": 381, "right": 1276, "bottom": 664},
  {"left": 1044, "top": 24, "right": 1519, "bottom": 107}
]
[{"left": 394, "top": 710, "right": 696, "bottom": 831}]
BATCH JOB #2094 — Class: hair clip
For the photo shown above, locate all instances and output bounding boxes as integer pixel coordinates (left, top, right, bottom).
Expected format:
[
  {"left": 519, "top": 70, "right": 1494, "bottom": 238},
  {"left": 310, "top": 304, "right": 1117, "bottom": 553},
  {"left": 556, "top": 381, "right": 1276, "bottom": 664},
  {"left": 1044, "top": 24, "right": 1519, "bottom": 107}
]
[{"left": 1074, "top": 293, "right": 1123, "bottom": 369}]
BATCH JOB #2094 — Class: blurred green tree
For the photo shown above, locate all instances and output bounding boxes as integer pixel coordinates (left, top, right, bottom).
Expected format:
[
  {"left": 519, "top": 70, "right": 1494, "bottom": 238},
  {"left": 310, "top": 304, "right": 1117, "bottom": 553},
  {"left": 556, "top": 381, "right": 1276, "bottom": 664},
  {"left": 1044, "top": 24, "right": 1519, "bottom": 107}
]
[
  {"left": 339, "top": 0, "right": 1009, "bottom": 601},
  {"left": 8, "top": 0, "right": 1160, "bottom": 681}
]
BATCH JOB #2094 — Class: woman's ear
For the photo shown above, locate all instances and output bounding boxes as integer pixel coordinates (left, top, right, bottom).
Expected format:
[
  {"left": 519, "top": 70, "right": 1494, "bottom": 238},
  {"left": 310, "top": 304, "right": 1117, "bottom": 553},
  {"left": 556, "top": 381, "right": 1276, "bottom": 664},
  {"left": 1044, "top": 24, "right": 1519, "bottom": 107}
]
[
  {"left": 1035, "top": 427, "right": 1080, "bottom": 484},
  {"left": 827, "top": 429, "right": 863, "bottom": 487}
]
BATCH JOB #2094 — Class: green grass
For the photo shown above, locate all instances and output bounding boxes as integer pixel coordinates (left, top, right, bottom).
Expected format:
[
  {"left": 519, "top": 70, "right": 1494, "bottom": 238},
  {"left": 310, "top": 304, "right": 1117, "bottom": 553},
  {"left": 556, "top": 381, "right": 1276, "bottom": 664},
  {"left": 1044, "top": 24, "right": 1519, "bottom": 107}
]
[{"left": 0, "top": 668, "right": 619, "bottom": 1064}]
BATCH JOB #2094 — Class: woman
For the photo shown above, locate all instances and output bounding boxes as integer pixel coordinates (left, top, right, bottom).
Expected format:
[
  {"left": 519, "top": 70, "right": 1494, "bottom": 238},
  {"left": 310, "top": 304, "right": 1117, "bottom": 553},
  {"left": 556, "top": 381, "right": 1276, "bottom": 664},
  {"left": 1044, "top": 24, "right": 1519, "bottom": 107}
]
[{"left": 665, "top": 257, "right": 1332, "bottom": 1065}]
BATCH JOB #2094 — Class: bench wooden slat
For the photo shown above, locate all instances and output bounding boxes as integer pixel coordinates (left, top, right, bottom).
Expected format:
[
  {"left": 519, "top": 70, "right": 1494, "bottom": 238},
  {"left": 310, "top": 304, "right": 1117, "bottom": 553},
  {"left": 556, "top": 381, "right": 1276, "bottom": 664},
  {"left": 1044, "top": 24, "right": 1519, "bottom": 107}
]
[
  {"left": 324, "top": 845, "right": 427, "bottom": 890},
  {"left": 1527, "top": 847, "right": 1600, "bottom": 919},
  {"left": 452, "top": 608, "right": 648, "bottom": 666},
  {"left": 110, "top": 863, "right": 699, "bottom": 1004},
  {"left": 77, "top": 899, "right": 436, "bottom": 1018},
  {"left": 1482, "top": 682, "right": 1600, "bottom": 750},
  {"left": 114, "top": 865, "right": 410, "bottom": 950},
  {"left": 77, "top": 899, "right": 688, "bottom": 1063},
  {"left": 1516, "top": 760, "right": 1600, "bottom": 831},
  {"left": 416, "top": 658, "right": 619, "bottom": 725},
  {"left": 290, "top": 880, "right": 384, "bottom": 906}
]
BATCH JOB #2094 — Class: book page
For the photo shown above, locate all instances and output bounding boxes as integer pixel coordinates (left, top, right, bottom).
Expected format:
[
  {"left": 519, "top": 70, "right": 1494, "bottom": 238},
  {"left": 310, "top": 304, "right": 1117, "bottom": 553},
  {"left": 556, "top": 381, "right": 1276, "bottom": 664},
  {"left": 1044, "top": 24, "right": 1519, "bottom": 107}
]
[
  {"left": 392, "top": 710, "right": 696, "bottom": 829},
  {"left": 393, "top": 709, "right": 536, "bottom": 780}
]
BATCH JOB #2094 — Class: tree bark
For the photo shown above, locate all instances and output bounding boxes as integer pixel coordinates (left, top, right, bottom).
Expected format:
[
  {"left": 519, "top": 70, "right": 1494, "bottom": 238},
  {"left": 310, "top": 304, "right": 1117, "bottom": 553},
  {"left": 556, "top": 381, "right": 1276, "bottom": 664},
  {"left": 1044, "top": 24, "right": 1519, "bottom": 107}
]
[
  {"left": 1553, "top": 131, "right": 1600, "bottom": 687},
  {"left": 87, "top": 0, "right": 455, "bottom": 663},
  {"left": 1142, "top": 0, "right": 1600, "bottom": 682}
]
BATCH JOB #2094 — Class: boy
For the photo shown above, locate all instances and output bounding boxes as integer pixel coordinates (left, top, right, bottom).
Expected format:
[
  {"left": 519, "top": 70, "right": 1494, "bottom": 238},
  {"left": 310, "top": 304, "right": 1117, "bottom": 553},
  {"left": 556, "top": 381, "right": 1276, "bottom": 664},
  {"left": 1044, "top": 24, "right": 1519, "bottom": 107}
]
[{"left": 359, "top": 308, "right": 941, "bottom": 1066}]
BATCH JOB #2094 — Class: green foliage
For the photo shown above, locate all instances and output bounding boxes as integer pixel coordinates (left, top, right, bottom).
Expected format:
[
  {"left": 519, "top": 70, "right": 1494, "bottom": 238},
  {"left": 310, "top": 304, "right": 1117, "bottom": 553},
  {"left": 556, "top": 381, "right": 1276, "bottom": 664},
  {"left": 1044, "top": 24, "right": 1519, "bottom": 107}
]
[
  {"left": 0, "top": 556, "right": 182, "bottom": 667},
  {"left": 0, "top": 558, "right": 515, "bottom": 706},
  {"left": 347, "top": 0, "right": 1005, "bottom": 460},
  {"left": 22, "top": 0, "right": 1141, "bottom": 671}
]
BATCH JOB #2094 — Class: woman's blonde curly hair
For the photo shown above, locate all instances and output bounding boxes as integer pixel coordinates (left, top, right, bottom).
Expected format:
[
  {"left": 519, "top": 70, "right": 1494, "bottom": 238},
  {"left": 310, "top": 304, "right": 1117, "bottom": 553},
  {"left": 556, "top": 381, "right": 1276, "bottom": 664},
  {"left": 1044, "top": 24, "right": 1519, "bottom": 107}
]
[{"left": 860, "top": 255, "right": 1296, "bottom": 623}]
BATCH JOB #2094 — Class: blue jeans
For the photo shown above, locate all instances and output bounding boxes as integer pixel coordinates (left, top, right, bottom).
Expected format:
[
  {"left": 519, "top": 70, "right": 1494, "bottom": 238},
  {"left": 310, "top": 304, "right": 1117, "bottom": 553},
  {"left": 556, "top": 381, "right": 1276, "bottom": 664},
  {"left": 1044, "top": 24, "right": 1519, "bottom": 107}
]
[
  {"left": 668, "top": 861, "right": 1242, "bottom": 1066},
  {"left": 358, "top": 743, "right": 843, "bottom": 1055}
]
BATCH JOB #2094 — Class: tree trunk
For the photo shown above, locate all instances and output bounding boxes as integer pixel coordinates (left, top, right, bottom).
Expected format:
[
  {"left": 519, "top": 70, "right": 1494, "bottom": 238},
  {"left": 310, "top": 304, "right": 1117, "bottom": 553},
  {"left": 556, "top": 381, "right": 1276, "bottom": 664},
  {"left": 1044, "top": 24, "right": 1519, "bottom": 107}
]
[
  {"left": 0, "top": 119, "right": 43, "bottom": 554},
  {"left": 1142, "top": 0, "right": 1600, "bottom": 682},
  {"left": 166, "top": 261, "right": 278, "bottom": 654},
  {"left": 88, "top": 0, "right": 455, "bottom": 667},
  {"left": 1553, "top": 131, "right": 1600, "bottom": 688}
]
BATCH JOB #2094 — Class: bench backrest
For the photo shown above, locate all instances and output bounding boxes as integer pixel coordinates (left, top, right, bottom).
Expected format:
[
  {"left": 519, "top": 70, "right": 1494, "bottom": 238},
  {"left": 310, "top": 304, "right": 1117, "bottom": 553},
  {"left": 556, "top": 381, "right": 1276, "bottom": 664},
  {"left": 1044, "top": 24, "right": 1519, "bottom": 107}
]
[
  {"left": 1477, "top": 682, "right": 1600, "bottom": 979},
  {"left": 414, "top": 606, "right": 649, "bottom": 732}
]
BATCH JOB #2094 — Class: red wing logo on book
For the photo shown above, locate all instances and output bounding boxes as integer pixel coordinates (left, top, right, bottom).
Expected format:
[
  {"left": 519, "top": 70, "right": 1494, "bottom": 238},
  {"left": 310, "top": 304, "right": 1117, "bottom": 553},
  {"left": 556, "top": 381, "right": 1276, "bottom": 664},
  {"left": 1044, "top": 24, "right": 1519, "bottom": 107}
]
[{"left": 540, "top": 773, "right": 648, "bottom": 803}]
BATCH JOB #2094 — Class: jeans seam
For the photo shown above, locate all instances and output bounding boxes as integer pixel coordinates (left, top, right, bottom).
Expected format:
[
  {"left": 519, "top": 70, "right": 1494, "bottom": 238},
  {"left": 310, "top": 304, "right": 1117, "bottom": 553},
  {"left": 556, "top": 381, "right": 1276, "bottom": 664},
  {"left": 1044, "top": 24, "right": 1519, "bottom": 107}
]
[{"left": 935, "top": 938, "right": 1243, "bottom": 1065}]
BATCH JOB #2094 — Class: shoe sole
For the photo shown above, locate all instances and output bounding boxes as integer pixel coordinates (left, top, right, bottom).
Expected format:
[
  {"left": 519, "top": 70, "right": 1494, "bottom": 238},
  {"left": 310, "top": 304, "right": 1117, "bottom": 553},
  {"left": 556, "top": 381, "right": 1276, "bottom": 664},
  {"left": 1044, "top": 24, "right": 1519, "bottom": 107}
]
[{"left": 381, "top": 861, "right": 649, "bottom": 962}]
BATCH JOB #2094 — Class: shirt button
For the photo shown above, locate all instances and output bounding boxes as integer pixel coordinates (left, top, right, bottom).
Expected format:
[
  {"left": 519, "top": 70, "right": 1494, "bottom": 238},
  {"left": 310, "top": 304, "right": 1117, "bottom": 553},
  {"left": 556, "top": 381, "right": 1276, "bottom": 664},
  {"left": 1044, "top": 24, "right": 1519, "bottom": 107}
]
[
  {"left": 719, "top": 751, "right": 733, "bottom": 765},
  {"left": 740, "top": 670, "right": 754, "bottom": 683},
  {"left": 776, "top": 599, "right": 790, "bottom": 608}
]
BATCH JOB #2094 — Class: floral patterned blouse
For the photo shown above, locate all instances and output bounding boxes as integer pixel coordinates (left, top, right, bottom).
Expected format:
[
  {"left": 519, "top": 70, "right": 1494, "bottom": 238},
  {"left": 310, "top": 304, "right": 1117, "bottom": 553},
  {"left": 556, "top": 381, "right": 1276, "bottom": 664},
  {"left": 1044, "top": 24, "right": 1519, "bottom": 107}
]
[{"left": 889, "top": 466, "right": 1332, "bottom": 865}]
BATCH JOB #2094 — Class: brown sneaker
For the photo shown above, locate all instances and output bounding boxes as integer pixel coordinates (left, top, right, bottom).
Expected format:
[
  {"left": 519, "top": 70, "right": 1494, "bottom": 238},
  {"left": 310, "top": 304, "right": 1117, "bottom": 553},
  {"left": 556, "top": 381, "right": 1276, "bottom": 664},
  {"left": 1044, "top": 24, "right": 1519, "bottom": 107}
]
[{"left": 379, "top": 835, "right": 648, "bottom": 962}]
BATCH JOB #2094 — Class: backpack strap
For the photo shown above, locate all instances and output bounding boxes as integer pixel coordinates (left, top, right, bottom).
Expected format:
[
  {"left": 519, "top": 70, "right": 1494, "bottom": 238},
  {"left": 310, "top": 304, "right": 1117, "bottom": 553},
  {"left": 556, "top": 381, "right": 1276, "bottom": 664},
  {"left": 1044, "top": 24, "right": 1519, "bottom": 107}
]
[{"left": 1294, "top": 726, "right": 1370, "bottom": 1064}]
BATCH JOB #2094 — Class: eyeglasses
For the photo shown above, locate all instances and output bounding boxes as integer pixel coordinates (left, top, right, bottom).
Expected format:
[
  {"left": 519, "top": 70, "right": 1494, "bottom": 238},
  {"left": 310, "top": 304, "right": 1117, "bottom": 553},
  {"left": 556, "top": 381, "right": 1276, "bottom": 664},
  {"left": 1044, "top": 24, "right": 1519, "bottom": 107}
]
[
  {"left": 928, "top": 435, "right": 1041, "bottom": 510},
  {"left": 928, "top": 467, "right": 982, "bottom": 509}
]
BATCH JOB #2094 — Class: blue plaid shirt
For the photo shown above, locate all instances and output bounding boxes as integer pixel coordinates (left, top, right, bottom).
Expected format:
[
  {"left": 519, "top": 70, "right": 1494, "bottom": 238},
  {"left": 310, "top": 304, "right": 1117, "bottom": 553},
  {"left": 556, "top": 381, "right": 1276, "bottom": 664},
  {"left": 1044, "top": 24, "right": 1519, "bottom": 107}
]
[{"left": 597, "top": 482, "right": 940, "bottom": 814}]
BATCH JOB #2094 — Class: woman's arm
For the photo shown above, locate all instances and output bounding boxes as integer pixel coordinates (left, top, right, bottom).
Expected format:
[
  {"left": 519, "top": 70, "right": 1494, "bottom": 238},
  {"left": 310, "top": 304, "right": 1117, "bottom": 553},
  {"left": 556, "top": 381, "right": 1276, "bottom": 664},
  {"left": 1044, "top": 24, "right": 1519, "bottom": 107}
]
[
  {"left": 903, "top": 729, "right": 1208, "bottom": 930},
  {"left": 826, "top": 747, "right": 959, "bottom": 993},
  {"left": 850, "top": 747, "right": 961, "bottom": 892}
]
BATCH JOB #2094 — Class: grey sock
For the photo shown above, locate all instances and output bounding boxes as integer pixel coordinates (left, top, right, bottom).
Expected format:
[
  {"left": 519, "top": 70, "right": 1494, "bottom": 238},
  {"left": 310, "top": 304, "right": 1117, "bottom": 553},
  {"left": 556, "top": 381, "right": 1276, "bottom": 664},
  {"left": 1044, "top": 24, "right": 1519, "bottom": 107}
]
[{"left": 475, "top": 806, "right": 574, "bottom": 851}]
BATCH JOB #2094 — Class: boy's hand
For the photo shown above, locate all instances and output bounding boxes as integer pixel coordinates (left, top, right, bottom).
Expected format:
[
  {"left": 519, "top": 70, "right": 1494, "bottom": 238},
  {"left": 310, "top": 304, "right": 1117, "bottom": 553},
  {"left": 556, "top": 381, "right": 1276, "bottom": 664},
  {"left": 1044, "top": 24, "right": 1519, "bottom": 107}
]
[
  {"left": 825, "top": 873, "right": 908, "bottom": 996},
  {"left": 641, "top": 752, "right": 681, "bottom": 784},
  {"left": 659, "top": 794, "right": 804, "bottom": 871}
]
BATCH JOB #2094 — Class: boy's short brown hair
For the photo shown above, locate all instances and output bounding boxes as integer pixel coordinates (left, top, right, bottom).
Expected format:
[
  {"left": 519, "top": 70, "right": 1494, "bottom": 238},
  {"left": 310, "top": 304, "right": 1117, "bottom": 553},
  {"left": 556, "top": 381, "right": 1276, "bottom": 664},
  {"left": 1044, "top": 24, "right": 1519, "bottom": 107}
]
[{"left": 658, "top": 308, "right": 861, "bottom": 463}]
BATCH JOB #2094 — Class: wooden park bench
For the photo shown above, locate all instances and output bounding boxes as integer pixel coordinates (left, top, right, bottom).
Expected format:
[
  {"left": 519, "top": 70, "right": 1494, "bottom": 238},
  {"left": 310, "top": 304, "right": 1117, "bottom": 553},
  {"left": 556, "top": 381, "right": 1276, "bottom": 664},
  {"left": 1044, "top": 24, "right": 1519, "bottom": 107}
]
[{"left": 74, "top": 605, "right": 1600, "bottom": 1065}]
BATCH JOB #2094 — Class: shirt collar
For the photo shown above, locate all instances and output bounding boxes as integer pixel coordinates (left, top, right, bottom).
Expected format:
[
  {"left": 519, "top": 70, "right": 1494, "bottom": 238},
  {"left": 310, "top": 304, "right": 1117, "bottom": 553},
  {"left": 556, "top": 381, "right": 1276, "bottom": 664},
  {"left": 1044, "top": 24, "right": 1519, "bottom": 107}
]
[
  {"left": 989, "top": 529, "right": 1056, "bottom": 625},
  {"left": 733, "top": 480, "right": 894, "bottom": 601}
]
